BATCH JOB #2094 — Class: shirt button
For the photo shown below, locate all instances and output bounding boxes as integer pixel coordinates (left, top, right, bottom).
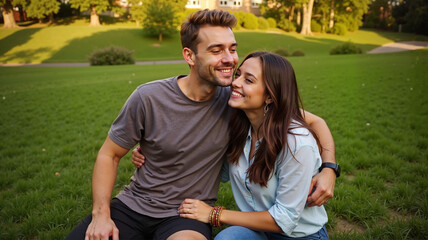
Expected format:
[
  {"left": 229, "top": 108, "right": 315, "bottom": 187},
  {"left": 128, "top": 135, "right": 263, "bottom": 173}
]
[
  {"left": 245, "top": 148, "right": 248, "bottom": 152},
  {"left": 248, "top": 193, "right": 251, "bottom": 197}
]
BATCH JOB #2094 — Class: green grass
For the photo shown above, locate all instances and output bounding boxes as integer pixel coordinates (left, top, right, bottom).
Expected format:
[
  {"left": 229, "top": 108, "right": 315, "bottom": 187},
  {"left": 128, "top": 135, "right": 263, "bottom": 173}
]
[
  {"left": 1, "top": 25, "right": 427, "bottom": 63},
  {"left": 0, "top": 49, "right": 427, "bottom": 239}
]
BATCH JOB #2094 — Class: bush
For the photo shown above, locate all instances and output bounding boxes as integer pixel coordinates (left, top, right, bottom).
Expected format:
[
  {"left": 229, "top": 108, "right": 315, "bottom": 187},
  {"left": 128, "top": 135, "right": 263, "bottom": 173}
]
[
  {"left": 291, "top": 49, "right": 305, "bottom": 56},
  {"left": 333, "top": 22, "right": 347, "bottom": 36},
  {"left": 274, "top": 48, "right": 289, "bottom": 57},
  {"left": 88, "top": 46, "right": 135, "bottom": 66},
  {"left": 258, "top": 17, "right": 269, "bottom": 30},
  {"left": 277, "top": 17, "right": 296, "bottom": 32},
  {"left": 311, "top": 20, "right": 322, "bottom": 33},
  {"left": 230, "top": 11, "right": 244, "bottom": 30},
  {"left": 241, "top": 12, "right": 259, "bottom": 30},
  {"left": 267, "top": 17, "right": 277, "bottom": 28},
  {"left": 329, "top": 42, "right": 362, "bottom": 55}
]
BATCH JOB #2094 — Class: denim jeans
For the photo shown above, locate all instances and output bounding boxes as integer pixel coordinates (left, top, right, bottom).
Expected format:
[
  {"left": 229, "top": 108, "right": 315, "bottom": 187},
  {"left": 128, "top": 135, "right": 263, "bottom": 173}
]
[{"left": 214, "top": 225, "right": 328, "bottom": 240}]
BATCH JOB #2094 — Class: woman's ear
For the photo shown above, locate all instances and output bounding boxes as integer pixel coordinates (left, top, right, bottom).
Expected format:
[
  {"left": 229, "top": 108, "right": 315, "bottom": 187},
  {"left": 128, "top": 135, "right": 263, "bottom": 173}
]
[
  {"left": 183, "top": 48, "right": 196, "bottom": 66},
  {"left": 265, "top": 95, "right": 273, "bottom": 105}
]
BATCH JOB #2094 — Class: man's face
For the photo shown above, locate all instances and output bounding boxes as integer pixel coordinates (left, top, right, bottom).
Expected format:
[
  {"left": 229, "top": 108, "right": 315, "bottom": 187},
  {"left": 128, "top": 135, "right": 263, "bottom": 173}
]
[{"left": 193, "top": 25, "right": 239, "bottom": 87}]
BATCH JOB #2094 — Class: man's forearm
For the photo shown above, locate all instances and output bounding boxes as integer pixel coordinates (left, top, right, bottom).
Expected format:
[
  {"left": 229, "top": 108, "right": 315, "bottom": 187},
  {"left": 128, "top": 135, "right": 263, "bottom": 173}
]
[
  {"left": 302, "top": 110, "right": 336, "bottom": 164},
  {"left": 91, "top": 154, "right": 119, "bottom": 217}
]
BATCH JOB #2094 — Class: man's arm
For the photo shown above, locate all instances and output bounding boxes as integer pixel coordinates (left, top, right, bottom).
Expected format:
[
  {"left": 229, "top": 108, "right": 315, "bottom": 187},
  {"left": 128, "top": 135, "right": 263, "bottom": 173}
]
[
  {"left": 302, "top": 110, "right": 337, "bottom": 207},
  {"left": 85, "top": 136, "right": 129, "bottom": 240}
]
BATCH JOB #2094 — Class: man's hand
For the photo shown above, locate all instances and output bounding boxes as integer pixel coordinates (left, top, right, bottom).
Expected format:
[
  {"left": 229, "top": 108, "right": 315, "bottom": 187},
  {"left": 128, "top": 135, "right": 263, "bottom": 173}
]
[
  {"left": 307, "top": 168, "right": 336, "bottom": 207},
  {"left": 85, "top": 215, "right": 119, "bottom": 240},
  {"left": 132, "top": 146, "right": 145, "bottom": 168}
]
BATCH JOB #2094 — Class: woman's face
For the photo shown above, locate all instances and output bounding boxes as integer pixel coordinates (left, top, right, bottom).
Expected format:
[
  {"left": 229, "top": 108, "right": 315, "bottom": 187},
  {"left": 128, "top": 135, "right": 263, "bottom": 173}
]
[{"left": 228, "top": 57, "right": 269, "bottom": 116}]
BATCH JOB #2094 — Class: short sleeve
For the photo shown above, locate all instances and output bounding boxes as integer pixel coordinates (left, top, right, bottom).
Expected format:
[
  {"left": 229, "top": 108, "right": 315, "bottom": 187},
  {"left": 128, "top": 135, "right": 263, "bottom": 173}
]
[{"left": 108, "top": 88, "right": 145, "bottom": 149}]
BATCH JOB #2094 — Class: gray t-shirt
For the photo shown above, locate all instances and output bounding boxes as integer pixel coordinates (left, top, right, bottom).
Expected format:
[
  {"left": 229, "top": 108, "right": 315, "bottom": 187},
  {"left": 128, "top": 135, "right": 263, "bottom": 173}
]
[{"left": 109, "top": 76, "right": 231, "bottom": 218}]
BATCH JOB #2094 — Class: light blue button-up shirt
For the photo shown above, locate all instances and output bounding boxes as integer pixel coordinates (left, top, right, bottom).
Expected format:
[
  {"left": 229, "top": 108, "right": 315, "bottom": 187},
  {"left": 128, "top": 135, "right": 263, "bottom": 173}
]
[{"left": 221, "top": 125, "right": 328, "bottom": 237}]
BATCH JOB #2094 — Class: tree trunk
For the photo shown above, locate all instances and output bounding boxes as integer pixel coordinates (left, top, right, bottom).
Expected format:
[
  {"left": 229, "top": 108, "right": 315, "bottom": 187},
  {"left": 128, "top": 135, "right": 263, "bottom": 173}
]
[
  {"left": 296, "top": 8, "right": 301, "bottom": 26},
  {"left": 90, "top": 5, "right": 101, "bottom": 26},
  {"left": 289, "top": 6, "right": 295, "bottom": 21},
  {"left": 329, "top": 0, "right": 335, "bottom": 29},
  {"left": 158, "top": 31, "right": 163, "bottom": 42},
  {"left": 2, "top": 0, "right": 19, "bottom": 28},
  {"left": 49, "top": 13, "right": 55, "bottom": 23},
  {"left": 300, "top": 0, "right": 314, "bottom": 35}
]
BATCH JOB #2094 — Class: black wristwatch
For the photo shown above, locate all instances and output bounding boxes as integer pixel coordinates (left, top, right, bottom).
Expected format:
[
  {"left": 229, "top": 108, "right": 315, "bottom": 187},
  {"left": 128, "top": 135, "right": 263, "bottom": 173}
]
[{"left": 319, "top": 163, "right": 341, "bottom": 178}]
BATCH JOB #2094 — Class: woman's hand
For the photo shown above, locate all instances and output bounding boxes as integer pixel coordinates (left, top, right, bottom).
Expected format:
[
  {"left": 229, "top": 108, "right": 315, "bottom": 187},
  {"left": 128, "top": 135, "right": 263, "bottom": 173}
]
[
  {"left": 131, "top": 146, "right": 145, "bottom": 168},
  {"left": 178, "top": 199, "right": 213, "bottom": 223}
]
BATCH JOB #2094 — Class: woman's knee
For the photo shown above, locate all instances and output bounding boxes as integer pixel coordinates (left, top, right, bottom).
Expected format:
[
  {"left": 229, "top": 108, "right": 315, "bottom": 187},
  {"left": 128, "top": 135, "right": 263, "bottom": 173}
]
[{"left": 214, "top": 226, "right": 266, "bottom": 240}]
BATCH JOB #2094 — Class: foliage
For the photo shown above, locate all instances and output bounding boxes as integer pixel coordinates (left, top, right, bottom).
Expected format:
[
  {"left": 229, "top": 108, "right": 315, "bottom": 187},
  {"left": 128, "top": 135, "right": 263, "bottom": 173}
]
[
  {"left": 26, "top": 0, "right": 60, "bottom": 22},
  {"left": 333, "top": 22, "right": 347, "bottom": 35},
  {"left": 335, "top": 0, "right": 370, "bottom": 31},
  {"left": 258, "top": 17, "right": 269, "bottom": 30},
  {"left": 241, "top": 12, "right": 259, "bottom": 30},
  {"left": 266, "top": 17, "right": 277, "bottom": 28},
  {"left": 274, "top": 48, "right": 289, "bottom": 57},
  {"left": 230, "top": 11, "right": 244, "bottom": 30},
  {"left": 399, "top": 0, "right": 428, "bottom": 35},
  {"left": 311, "top": 19, "right": 322, "bottom": 32},
  {"left": 329, "top": 42, "right": 362, "bottom": 55},
  {"left": 277, "top": 17, "right": 296, "bottom": 32},
  {"left": 70, "top": 0, "right": 111, "bottom": 14},
  {"left": 87, "top": 45, "right": 135, "bottom": 65},
  {"left": 141, "top": 0, "right": 185, "bottom": 41},
  {"left": 291, "top": 49, "right": 305, "bottom": 56}
]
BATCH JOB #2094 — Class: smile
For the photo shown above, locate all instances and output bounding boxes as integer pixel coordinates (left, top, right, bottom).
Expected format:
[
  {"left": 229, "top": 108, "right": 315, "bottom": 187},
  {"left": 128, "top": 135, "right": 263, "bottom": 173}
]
[{"left": 231, "top": 90, "right": 243, "bottom": 97}]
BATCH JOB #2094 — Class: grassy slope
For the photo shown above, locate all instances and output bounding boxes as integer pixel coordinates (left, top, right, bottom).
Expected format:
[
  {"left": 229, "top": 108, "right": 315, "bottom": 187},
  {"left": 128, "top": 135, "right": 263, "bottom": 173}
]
[
  {"left": 1, "top": 49, "right": 427, "bottom": 239},
  {"left": 1, "top": 26, "right": 428, "bottom": 63}
]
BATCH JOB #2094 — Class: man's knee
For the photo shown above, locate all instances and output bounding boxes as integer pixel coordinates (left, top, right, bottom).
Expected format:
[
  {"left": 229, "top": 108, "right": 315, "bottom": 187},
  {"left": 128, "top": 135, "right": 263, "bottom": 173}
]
[{"left": 167, "top": 230, "right": 207, "bottom": 240}]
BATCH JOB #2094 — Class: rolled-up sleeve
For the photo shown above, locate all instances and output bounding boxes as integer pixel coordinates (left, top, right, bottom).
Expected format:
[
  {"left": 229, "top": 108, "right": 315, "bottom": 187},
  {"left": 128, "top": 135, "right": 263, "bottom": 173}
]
[{"left": 268, "top": 145, "right": 317, "bottom": 235}]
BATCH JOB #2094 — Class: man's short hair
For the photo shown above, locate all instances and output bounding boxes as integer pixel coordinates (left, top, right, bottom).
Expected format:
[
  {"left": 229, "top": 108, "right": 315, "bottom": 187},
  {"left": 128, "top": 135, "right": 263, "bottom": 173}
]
[{"left": 180, "top": 9, "right": 237, "bottom": 53}]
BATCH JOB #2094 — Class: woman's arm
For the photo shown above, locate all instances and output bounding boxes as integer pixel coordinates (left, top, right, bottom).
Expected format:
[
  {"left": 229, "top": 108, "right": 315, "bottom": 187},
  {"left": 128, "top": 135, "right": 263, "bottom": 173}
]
[{"left": 178, "top": 199, "right": 282, "bottom": 233}]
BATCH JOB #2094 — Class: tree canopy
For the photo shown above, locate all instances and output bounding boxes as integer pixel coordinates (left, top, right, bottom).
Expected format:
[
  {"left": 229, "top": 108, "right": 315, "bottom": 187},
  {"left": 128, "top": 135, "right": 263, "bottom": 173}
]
[
  {"left": 26, "top": 0, "right": 60, "bottom": 23},
  {"left": 139, "top": 0, "right": 187, "bottom": 41}
]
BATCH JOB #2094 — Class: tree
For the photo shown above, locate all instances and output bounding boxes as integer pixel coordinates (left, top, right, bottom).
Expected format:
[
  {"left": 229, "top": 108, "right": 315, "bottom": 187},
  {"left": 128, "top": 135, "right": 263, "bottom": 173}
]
[
  {"left": 1, "top": 0, "right": 27, "bottom": 28},
  {"left": 335, "top": 0, "right": 370, "bottom": 31},
  {"left": 300, "top": 0, "right": 314, "bottom": 35},
  {"left": 141, "top": 0, "right": 186, "bottom": 41},
  {"left": 26, "top": 0, "right": 60, "bottom": 23},
  {"left": 70, "top": 0, "right": 113, "bottom": 26}
]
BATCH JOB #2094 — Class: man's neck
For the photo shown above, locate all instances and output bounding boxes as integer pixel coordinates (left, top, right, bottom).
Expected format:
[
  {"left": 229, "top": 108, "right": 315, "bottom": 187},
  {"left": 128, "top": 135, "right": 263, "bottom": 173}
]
[{"left": 177, "top": 74, "right": 218, "bottom": 102}]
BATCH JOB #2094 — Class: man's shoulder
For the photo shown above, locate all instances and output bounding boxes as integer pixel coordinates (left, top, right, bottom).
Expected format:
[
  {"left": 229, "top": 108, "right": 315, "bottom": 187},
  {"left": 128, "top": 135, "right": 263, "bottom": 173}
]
[{"left": 136, "top": 76, "right": 178, "bottom": 92}]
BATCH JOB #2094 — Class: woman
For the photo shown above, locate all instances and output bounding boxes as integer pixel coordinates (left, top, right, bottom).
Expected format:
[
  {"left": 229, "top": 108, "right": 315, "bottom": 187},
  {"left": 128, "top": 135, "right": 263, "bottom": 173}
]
[
  {"left": 177, "top": 51, "right": 328, "bottom": 239},
  {"left": 133, "top": 51, "right": 329, "bottom": 239}
]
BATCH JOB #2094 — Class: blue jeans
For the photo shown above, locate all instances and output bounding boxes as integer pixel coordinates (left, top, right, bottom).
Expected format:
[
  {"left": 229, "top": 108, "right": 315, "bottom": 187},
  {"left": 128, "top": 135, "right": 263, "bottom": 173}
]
[{"left": 215, "top": 225, "right": 328, "bottom": 240}]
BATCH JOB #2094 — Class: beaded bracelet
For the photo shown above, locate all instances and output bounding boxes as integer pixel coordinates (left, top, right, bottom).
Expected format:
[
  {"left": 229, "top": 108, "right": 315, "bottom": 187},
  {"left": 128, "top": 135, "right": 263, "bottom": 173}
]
[{"left": 209, "top": 206, "right": 225, "bottom": 227}]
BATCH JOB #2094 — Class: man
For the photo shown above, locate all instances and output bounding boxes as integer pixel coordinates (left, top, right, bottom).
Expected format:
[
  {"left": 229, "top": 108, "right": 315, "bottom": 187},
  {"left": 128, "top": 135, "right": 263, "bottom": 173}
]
[{"left": 67, "top": 9, "right": 337, "bottom": 240}]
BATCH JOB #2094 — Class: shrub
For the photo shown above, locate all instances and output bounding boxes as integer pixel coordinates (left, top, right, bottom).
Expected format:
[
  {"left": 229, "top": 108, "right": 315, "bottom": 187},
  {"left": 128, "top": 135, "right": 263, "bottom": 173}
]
[
  {"left": 277, "top": 17, "right": 296, "bottom": 32},
  {"left": 88, "top": 46, "right": 135, "bottom": 66},
  {"left": 311, "top": 20, "right": 322, "bottom": 33},
  {"left": 230, "top": 11, "right": 244, "bottom": 30},
  {"left": 333, "top": 22, "right": 347, "bottom": 36},
  {"left": 291, "top": 49, "right": 305, "bottom": 56},
  {"left": 267, "top": 17, "right": 277, "bottom": 28},
  {"left": 241, "top": 12, "right": 259, "bottom": 30},
  {"left": 258, "top": 17, "right": 269, "bottom": 30},
  {"left": 329, "top": 42, "right": 362, "bottom": 55},
  {"left": 274, "top": 48, "right": 289, "bottom": 57}
]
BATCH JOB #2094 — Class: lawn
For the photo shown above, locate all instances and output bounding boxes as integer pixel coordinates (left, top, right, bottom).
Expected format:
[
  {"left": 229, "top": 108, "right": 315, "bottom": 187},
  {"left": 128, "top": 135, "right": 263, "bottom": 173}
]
[
  {"left": 1, "top": 47, "right": 427, "bottom": 239},
  {"left": 1, "top": 23, "right": 428, "bottom": 239},
  {"left": 1, "top": 24, "right": 428, "bottom": 64}
]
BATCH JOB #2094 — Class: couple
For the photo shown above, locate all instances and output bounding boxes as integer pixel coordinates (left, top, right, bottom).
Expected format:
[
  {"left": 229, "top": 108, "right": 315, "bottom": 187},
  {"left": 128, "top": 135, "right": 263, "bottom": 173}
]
[{"left": 67, "top": 9, "right": 338, "bottom": 240}]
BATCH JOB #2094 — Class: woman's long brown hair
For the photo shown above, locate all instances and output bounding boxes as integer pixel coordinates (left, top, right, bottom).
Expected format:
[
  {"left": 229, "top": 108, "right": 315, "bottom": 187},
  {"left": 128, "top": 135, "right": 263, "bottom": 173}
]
[{"left": 227, "top": 51, "right": 322, "bottom": 187}]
